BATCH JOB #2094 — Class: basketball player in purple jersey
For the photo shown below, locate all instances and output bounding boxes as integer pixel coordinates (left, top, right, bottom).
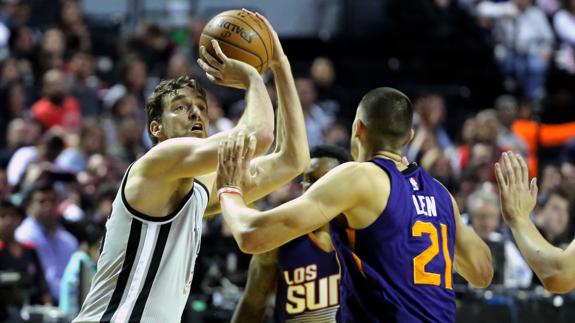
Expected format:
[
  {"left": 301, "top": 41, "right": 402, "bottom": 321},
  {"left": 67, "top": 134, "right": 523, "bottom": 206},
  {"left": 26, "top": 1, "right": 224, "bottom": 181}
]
[
  {"left": 495, "top": 152, "right": 575, "bottom": 293},
  {"left": 216, "top": 87, "right": 493, "bottom": 323},
  {"left": 232, "top": 145, "right": 351, "bottom": 323}
]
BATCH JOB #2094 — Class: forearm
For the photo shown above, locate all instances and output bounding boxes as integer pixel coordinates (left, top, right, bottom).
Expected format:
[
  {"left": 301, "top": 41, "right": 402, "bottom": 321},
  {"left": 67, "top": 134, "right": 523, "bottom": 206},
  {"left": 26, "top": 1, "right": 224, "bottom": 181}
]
[
  {"left": 237, "top": 71, "right": 274, "bottom": 154},
  {"left": 271, "top": 57, "right": 309, "bottom": 168},
  {"left": 508, "top": 219, "right": 568, "bottom": 287},
  {"left": 220, "top": 194, "right": 301, "bottom": 254},
  {"left": 231, "top": 254, "right": 277, "bottom": 323},
  {"left": 272, "top": 56, "right": 309, "bottom": 168}
]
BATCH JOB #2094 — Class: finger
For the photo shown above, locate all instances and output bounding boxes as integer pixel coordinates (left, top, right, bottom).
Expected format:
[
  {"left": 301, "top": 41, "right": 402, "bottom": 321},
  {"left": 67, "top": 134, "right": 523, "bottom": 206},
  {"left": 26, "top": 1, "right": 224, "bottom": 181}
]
[
  {"left": 235, "top": 131, "right": 246, "bottom": 166},
  {"left": 197, "top": 58, "right": 223, "bottom": 79},
  {"left": 200, "top": 46, "right": 223, "bottom": 69},
  {"left": 217, "top": 140, "right": 226, "bottom": 178},
  {"left": 503, "top": 152, "right": 516, "bottom": 185},
  {"left": 509, "top": 152, "right": 523, "bottom": 187},
  {"left": 227, "top": 133, "right": 236, "bottom": 162},
  {"left": 494, "top": 162, "right": 507, "bottom": 191},
  {"left": 220, "top": 137, "right": 229, "bottom": 162},
  {"left": 530, "top": 177, "right": 538, "bottom": 201},
  {"left": 516, "top": 152, "right": 529, "bottom": 185},
  {"left": 211, "top": 40, "right": 229, "bottom": 63}
]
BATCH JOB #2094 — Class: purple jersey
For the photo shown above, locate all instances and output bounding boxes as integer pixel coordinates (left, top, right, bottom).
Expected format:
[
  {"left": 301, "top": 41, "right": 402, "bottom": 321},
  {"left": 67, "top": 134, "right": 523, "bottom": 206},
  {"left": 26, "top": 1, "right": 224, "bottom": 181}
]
[
  {"left": 330, "top": 159, "right": 456, "bottom": 323},
  {"left": 275, "top": 232, "right": 340, "bottom": 322}
]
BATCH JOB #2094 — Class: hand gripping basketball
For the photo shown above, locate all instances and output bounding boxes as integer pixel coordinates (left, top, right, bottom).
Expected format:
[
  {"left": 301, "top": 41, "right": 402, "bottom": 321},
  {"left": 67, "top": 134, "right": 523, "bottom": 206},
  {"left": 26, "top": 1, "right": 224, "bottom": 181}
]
[{"left": 197, "top": 39, "right": 259, "bottom": 89}]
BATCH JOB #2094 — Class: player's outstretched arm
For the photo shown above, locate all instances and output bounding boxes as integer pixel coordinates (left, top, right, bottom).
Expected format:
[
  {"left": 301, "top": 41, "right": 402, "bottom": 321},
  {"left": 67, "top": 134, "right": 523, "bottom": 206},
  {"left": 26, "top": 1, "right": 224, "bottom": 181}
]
[
  {"left": 135, "top": 40, "right": 274, "bottom": 182},
  {"left": 204, "top": 12, "right": 309, "bottom": 215},
  {"left": 216, "top": 135, "right": 362, "bottom": 253},
  {"left": 496, "top": 151, "right": 575, "bottom": 293},
  {"left": 231, "top": 250, "right": 279, "bottom": 323},
  {"left": 452, "top": 196, "right": 494, "bottom": 288}
]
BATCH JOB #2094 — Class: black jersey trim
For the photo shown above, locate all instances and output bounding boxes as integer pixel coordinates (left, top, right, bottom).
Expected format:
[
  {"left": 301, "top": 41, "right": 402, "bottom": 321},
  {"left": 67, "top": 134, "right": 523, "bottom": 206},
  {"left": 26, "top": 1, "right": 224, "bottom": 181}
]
[
  {"left": 128, "top": 223, "right": 172, "bottom": 322},
  {"left": 99, "top": 220, "right": 142, "bottom": 323},
  {"left": 401, "top": 162, "right": 419, "bottom": 175},
  {"left": 121, "top": 164, "right": 195, "bottom": 223},
  {"left": 193, "top": 179, "right": 210, "bottom": 201}
]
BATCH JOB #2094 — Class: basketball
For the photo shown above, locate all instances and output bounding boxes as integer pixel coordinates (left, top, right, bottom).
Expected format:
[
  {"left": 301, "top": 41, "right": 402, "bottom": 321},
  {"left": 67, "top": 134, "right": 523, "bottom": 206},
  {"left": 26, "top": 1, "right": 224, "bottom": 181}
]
[{"left": 199, "top": 10, "right": 273, "bottom": 74}]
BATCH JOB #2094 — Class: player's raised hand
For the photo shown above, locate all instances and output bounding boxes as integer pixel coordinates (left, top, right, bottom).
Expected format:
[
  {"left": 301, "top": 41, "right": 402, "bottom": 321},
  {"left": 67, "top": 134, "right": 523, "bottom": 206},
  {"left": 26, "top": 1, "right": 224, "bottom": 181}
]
[
  {"left": 495, "top": 151, "right": 538, "bottom": 226},
  {"left": 197, "top": 39, "right": 259, "bottom": 89},
  {"left": 251, "top": 11, "right": 285, "bottom": 69},
  {"left": 217, "top": 131, "right": 261, "bottom": 192}
]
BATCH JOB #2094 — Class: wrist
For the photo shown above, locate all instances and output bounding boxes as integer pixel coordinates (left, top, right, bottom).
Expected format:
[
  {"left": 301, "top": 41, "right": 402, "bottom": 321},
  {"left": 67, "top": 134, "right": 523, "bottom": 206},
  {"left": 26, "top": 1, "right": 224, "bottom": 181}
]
[
  {"left": 218, "top": 186, "right": 243, "bottom": 199},
  {"left": 270, "top": 55, "right": 289, "bottom": 71},
  {"left": 506, "top": 214, "right": 532, "bottom": 229}
]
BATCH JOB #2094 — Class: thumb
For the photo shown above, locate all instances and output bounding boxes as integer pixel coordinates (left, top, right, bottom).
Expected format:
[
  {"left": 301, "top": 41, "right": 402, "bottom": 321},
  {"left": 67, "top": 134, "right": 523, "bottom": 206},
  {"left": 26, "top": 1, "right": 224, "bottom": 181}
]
[{"left": 530, "top": 177, "right": 538, "bottom": 201}]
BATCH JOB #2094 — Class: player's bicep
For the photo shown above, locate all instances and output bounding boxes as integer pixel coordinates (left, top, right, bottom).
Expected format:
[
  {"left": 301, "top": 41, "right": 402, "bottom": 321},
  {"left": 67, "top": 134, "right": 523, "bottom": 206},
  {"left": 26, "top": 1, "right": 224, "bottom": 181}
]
[{"left": 452, "top": 198, "right": 493, "bottom": 287}]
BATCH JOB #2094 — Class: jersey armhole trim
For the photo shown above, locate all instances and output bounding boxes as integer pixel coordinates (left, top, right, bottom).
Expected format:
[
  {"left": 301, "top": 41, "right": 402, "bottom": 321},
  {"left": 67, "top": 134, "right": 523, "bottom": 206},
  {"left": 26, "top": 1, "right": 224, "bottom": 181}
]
[{"left": 121, "top": 163, "right": 195, "bottom": 224}]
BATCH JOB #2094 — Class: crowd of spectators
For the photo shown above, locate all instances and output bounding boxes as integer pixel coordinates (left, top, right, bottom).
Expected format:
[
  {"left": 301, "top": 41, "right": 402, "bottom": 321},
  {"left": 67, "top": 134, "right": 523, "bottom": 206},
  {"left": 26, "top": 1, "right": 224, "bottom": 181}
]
[{"left": 0, "top": 0, "right": 573, "bottom": 322}]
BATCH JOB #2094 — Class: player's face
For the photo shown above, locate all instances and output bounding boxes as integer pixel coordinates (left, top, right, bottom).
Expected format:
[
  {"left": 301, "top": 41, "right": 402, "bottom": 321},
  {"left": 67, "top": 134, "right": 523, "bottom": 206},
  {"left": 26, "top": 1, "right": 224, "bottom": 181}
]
[
  {"left": 161, "top": 87, "right": 209, "bottom": 139},
  {"left": 301, "top": 157, "right": 340, "bottom": 192}
]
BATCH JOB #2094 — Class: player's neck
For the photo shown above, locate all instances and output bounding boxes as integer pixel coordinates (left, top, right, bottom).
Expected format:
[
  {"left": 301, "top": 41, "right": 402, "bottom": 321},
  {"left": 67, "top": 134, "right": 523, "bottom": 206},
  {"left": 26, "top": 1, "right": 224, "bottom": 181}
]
[{"left": 372, "top": 150, "right": 402, "bottom": 163}]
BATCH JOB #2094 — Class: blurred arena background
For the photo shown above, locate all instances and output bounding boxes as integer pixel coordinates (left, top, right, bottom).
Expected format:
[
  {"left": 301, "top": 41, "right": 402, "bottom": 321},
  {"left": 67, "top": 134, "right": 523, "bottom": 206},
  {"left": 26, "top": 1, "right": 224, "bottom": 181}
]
[{"left": 0, "top": 0, "right": 574, "bottom": 322}]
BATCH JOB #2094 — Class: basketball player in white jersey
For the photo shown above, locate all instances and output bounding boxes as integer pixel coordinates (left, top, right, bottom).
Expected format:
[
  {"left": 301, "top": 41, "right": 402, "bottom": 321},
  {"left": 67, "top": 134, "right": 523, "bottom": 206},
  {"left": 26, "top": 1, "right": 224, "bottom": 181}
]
[{"left": 74, "top": 13, "right": 309, "bottom": 323}]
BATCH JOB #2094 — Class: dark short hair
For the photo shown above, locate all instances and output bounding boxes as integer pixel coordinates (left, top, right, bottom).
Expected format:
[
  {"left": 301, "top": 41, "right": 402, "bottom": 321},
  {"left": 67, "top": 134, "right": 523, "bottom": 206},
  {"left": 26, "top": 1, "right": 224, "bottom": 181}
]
[
  {"left": 23, "top": 180, "right": 56, "bottom": 207},
  {"left": 145, "top": 76, "right": 206, "bottom": 144},
  {"left": 310, "top": 145, "right": 352, "bottom": 164},
  {"left": 537, "top": 189, "right": 569, "bottom": 208},
  {"left": 359, "top": 87, "right": 413, "bottom": 150}
]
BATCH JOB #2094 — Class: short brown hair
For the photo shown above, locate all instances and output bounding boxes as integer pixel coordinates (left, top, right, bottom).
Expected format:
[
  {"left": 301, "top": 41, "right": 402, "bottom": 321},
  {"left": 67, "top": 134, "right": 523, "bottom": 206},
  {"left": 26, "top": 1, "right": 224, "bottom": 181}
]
[{"left": 145, "top": 76, "right": 206, "bottom": 144}]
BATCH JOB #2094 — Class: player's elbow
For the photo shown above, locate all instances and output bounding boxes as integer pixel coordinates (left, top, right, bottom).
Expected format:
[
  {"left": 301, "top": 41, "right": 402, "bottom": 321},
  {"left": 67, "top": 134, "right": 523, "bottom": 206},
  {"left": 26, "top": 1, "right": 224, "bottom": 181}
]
[
  {"left": 236, "top": 231, "right": 266, "bottom": 254},
  {"left": 473, "top": 263, "right": 494, "bottom": 288},
  {"left": 540, "top": 259, "right": 575, "bottom": 293},
  {"left": 541, "top": 275, "right": 575, "bottom": 294}
]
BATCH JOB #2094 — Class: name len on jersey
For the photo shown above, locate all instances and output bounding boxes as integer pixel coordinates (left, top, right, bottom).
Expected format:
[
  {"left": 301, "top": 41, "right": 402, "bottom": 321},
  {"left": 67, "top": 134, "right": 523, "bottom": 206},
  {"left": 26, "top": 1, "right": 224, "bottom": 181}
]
[
  {"left": 283, "top": 264, "right": 340, "bottom": 314},
  {"left": 412, "top": 195, "right": 437, "bottom": 217}
]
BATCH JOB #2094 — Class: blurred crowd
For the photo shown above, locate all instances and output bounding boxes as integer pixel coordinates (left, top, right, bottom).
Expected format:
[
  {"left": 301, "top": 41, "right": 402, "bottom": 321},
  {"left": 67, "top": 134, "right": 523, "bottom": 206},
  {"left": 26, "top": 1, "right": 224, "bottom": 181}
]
[{"left": 0, "top": 0, "right": 573, "bottom": 322}]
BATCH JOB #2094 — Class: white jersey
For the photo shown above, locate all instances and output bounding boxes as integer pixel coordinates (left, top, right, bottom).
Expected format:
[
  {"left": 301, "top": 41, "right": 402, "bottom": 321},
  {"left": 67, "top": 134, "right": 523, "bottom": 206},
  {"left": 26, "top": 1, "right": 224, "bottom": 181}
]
[{"left": 74, "top": 166, "right": 209, "bottom": 323}]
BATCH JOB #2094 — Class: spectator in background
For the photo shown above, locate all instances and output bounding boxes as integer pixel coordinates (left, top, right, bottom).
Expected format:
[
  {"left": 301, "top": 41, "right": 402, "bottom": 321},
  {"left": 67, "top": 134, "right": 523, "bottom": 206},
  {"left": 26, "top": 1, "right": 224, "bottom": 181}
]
[
  {"left": 0, "top": 118, "right": 41, "bottom": 165},
  {"left": 408, "top": 94, "right": 453, "bottom": 162},
  {"left": 102, "top": 57, "right": 148, "bottom": 113},
  {"left": 0, "top": 200, "right": 52, "bottom": 321},
  {"left": 15, "top": 181, "right": 78, "bottom": 303},
  {"left": 206, "top": 91, "right": 233, "bottom": 135},
  {"left": 477, "top": 0, "right": 554, "bottom": 99},
  {"left": 58, "top": 0, "right": 91, "bottom": 53},
  {"left": 167, "top": 52, "right": 193, "bottom": 79},
  {"left": 310, "top": 56, "right": 342, "bottom": 116},
  {"left": 68, "top": 51, "right": 100, "bottom": 117},
  {"left": 553, "top": 0, "right": 575, "bottom": 73},
  {"left": 0, "top": 80, "right": 27, "bottom": 147},
  {"left": 534, "top": 190, "right": 571, "bottom": 247},
  {"left": 6, "top": 128, "right": 65, "bottom": 191},
  {"left": 495, "top": 95, "right": 528, "bottom": 155},
  {"left": 56, "top": 118, "right": 107, "bottom": 174},
  {"left": 31, "top": 68, "right": 82, "bottom": 133},
  {"left": 295, "top": 77, "right": 334, "bottom": 146},
  {"left": 8, "top": 25, "right": 36, "bottom": 61},
  {"left": 467, "top": 186, "right": 533, "bottom": 287},
  {"left": 512, "top": 100, "right": 575, "bottom": 177},
  {"left": 37, "top": 27, "right": 66, "bottom": 74}
]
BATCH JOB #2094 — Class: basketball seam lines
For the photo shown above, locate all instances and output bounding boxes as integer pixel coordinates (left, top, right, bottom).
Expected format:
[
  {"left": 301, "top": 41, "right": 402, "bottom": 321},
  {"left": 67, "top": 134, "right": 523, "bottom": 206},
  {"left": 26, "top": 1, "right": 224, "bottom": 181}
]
[
  {"left": 224, "top": 15, "right": 270, "bottom": 63},
  {"left": 202, "top": 33, "right": 263, "bottom": 69}
]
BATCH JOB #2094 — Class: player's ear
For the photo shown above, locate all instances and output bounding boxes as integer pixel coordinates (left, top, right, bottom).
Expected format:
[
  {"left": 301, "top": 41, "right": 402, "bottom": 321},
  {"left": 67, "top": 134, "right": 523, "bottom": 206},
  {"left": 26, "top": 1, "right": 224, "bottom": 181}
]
[
  {"left": 405, "top": 128, "right": 415, "bottom": 145},
  {"left": 150, "top": 120, "right": 163, "bottom": 140}
]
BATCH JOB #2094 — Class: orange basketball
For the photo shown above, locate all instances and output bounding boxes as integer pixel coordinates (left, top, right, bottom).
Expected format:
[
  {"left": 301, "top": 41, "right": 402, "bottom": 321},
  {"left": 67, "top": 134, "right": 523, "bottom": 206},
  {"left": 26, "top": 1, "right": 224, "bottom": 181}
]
[{"left": 199, "top": 10, "right": 273, "bottom": 74}]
